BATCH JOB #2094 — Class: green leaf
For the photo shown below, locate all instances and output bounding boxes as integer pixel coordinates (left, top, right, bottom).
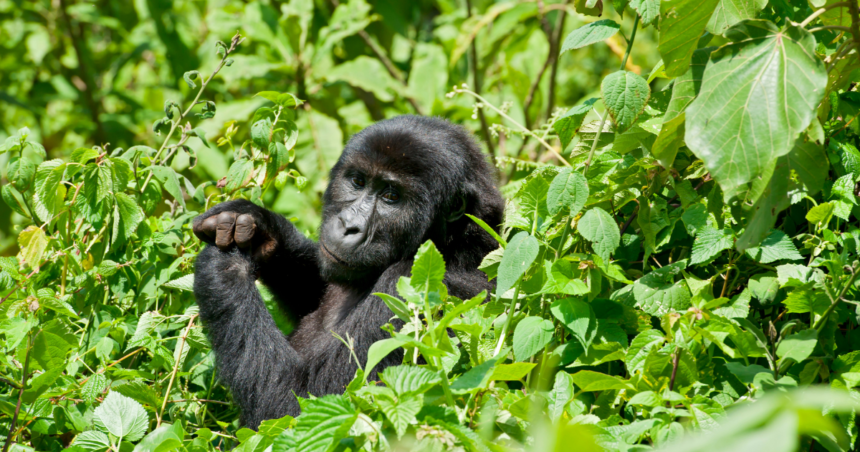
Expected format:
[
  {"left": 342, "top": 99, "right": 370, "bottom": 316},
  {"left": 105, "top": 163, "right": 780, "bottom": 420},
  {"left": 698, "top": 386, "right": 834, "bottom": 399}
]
[
  {"left": 132, "top": 423, "right": 184, "bottom": 452},
  {"left": 365, "top": 338, "right": 405, "bottom": 375},
  {"left": 577, "top": 207, "right": 620, "bottom": 262},
  {"left": 550, "top": 298, "right": 596, "bottom": 350},
  {"left": 294, "top": 395, "right": 356, "bottom": 452},
  {"left": 560, "top": 20, "right": 620, "bottom": 54},
  {"left": 74, "top": 431, "right": 110, "bottom": 452},
  {"left": 629, "top": 0, "right": 660, "bottom": 25},
  {"left": 571, "top": 370, "right": 634, "bottom": 392},
  {"left": 633, "top": 263, "right": 692, "bottom": 316},
  {"left": 602, "top": 71, "right": 651, "bottom": 134},
  {"left": 377, "top": 394, "right": 421, "bottom": 439},
  {"left": 81, "top": 374, "right": 109, "bottom": 404},
  {"left": 626, "top": 329, "right": 666, "bottom": 374},
  {"left": 113, "top": 193, "right": 144, "bottom": 245},
  {"left": 466, "top": 214, "right": 506, "bottom": 248},
  {"left": 547, "top": 371, "right": 574, "bottom": 421},
  {"left": 553, "top": 99, "right": 598, "bottom": 149},
  {"left": 690, "top": 226, "right": 735, "bottom": 265},
  {"left": 658, "top": 0, "right": 719, "bottom": 77},
  {"left": 162, "top": 274, "right": 194, "bottom": 292},
  {"left": 34, "top": 160, "right": 67, "bottom": 221},
  {"left": 513, "top": 316, "right": 554, "bottom": 361},
  {"left": 94, "top": 391, "right": 149, "bottom": 442},
  {"left": 806, "top": 202, "right": 834, "bottom": 226},
  {"left": 326, "top": 56, "right": 400, "bottom": 102},
  {"left": 651, "top": 113, "right": 686, "bottom": 169},
  {"left": 777, "top": 329, "right": 818, "bottom": 365},
  {"left": 183, "top": 70, "right": 199, "bottom": 89},
  {"left": 379, "top": 365, "right": 441, "bottom": 396},
  {"left": 374, "top": 293, "right": 411, "bottom": 322},
  {"left": 84, "top": 164, "right": 112, "bottom": 207},
  {"left": 225, "top": 158, "right": 254, "bottom": 193},
  {"left": 18, "top": 226, "right": 48, "bottom": 271},
  {"left": 736, "top": 156, "right": 792, "bottom": 251},
  {"left": 665, "top": 48, "right": 712, "bottom": 123},
  {"left": 113, "top": 380, "right": 163, "bottom": 408},
  {"left": 251, "top": 119, "right": 273, "bottom": 149},
  {"left": 451, "top": 357, "right": 499, "bottom": 393},
  {"left": 547, "top": 168, "right": 589, "bottom": 217},
  {"left": 497, "top": 232, "right": 540, "bottom": 295},
  {"left": 410, "top": 240, "right": 446, "bottom": 296},
  {"left": 706, "top": 0, "right": 768, "bottom": 35},
  {"left": 782, "top": 284, "right": 829, "bottom": 314},
  {"left": 786, "top": 141, "right": 828, "bottom": 204},
  {"left": 490, "top": 363, "right": 537, "bottom": 381},
  {"left": 686, "top": 21, "right": 828, "bottom": 200},
  {"left": 745, "top": 230, "right": 802, "bottom": 263},
  {"left": 145, "top": 166, "right": 185, "bottom": 208}
]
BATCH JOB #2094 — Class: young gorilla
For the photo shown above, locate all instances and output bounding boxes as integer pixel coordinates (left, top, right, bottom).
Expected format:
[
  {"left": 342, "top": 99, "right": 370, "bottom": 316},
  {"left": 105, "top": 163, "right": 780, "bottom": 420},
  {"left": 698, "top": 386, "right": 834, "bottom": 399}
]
[{"left": 192, "top": 115, "right": 504, "bottom": 428}]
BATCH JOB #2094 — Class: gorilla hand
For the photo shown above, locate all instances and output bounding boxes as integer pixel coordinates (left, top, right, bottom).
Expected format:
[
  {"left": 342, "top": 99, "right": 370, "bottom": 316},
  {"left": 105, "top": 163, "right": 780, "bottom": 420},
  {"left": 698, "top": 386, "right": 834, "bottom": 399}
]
[{"left": 192, "top": 199, "right": 283, "bottom": 262}]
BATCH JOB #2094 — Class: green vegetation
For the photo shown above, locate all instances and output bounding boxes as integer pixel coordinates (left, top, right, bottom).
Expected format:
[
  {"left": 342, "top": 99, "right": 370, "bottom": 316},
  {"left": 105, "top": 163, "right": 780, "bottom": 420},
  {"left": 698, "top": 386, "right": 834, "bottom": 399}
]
[{"left": 2, "top": 0, "right": 860, "bottom": 451}]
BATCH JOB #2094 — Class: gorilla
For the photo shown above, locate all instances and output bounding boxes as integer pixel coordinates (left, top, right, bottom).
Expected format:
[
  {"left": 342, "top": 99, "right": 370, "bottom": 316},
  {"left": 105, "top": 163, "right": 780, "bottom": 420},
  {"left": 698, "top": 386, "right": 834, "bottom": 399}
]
[{"left": 192, "top": 115, "right": 504, "bottom": 428}]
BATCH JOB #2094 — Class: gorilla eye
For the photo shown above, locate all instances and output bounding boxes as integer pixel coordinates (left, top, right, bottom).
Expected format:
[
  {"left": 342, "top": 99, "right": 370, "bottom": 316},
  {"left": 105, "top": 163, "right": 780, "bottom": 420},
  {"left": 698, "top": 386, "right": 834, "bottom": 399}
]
[
  {"left": 381, "top": 190, "right": 400, "bottom": 202},
  {"left": 351, "top": 176, "right": 366, "bottom": 188}
]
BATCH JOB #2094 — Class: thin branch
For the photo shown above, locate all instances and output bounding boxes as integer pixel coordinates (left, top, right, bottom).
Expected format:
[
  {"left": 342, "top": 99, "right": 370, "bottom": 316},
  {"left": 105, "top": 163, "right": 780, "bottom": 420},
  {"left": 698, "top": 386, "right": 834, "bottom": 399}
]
[
  {"left": 157, "top": 315, "right": 197, "bottom": 428},
  {"left": 799, "top": 2, "right": 851, "bottom": 27},
  {"left": 668, "top": 348, "right": 682, "bottom": 392},
  {"left": 2, "top": 334, "right": 31, "bottom": 452},
  {"left": 808, "top": 25, "right": 853, "bottom": 33},
  {"left": 452, "top": 87, "right": 570, "bottom": 166},
  {"left": 166, "top": 398, "right": 230, "bottom": 405}
]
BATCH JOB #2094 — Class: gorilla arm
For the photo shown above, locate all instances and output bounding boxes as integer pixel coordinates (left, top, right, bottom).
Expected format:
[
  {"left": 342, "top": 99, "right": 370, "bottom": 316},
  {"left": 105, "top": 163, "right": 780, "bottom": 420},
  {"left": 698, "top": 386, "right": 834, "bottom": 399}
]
[{"left": 193, "top": 245, "right": 306, "bottom": 427}]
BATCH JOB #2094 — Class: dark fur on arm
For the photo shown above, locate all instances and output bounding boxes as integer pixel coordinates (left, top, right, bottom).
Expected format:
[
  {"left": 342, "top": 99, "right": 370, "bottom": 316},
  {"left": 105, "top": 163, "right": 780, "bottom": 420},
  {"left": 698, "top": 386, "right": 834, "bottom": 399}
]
[{"left": 193, "top": 245, "right": 306, "bottom": 427}]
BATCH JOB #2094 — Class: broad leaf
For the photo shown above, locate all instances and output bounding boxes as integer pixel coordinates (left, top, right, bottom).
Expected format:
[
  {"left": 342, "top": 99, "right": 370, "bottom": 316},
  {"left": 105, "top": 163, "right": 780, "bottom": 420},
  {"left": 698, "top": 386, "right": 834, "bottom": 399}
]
[
  {"left": 547, "top": 168, "right": 589, "bottom": 217},
  {"left": 658, "top": 0, "right": 720, "bottom": 77},
  {"left": 513, "top": 316, "right": 554, "bottom": 361},
  {"left": 602, "top": 71, "right": 651, "bottom": 134},
  {"left": 497, "top": 232, "right": 540, "bottom": 295},
  {"left": 686, "top": 21, "right": 828, "bottom": 200},
  {"left": 94, "top": 391, "right": 149, "bottom": 442},
  {"left": 577, "top": 207, "right": 621, "bottom": 262}
]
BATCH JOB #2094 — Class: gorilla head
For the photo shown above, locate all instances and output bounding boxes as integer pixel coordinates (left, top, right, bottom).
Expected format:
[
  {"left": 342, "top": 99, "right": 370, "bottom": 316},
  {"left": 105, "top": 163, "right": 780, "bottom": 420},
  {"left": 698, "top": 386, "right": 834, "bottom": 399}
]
[{"left": 317, "top": 115, "right": 503, "bottom": 283}]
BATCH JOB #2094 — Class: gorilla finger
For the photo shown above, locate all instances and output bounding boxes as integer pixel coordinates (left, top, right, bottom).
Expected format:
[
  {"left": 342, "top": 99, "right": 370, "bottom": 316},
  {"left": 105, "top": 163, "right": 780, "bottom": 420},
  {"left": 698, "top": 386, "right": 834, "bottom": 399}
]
[
  {"left": 215, "top": 212, "right": 238, "bottom": 250},
  {"left": 235, "top": 214, "right": 257, "bottom": 248},
  {"left": 193, "top": 216, "right": 219, "bottom": 243}
]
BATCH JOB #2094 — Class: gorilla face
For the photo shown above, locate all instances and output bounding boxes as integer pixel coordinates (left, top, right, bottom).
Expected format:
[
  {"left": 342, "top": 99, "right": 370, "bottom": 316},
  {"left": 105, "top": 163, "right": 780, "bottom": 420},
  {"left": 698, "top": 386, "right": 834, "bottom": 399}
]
[{"left": 316, "top": 115, "right": 502, "bottom": 284}]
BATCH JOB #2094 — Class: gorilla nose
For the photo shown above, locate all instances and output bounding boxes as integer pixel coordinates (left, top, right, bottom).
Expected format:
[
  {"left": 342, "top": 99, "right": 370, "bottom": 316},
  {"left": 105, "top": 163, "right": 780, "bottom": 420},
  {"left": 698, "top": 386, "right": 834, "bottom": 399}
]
[{"left": 332, "top": 211, "right": 367, "bottom": 249}]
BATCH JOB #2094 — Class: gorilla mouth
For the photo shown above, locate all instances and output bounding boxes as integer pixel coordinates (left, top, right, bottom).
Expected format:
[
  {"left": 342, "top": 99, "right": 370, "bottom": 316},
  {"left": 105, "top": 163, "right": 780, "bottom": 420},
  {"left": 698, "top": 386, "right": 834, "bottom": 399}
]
[{"left": 320, "top": 241, "right": 350, "bottom": 267}]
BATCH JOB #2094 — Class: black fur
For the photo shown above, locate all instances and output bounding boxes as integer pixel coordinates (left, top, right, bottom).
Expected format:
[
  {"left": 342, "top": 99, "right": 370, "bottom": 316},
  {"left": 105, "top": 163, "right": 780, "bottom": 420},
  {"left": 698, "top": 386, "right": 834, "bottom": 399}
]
[{"left": 192, "top": 115, "right": 504, "bottom": 428}]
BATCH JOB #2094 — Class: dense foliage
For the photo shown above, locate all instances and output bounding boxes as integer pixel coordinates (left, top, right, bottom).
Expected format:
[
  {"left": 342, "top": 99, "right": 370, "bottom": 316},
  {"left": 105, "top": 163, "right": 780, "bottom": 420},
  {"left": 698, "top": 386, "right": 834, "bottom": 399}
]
[{"left": 2, "top": 0, "right": 860, "bottom": 451}]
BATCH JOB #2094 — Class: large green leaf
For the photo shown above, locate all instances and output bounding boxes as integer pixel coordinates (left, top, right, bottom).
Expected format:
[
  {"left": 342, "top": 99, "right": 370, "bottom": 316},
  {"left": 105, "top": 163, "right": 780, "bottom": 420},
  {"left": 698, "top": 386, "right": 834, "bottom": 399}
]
[
  {"left": 658, "top": 0, "right": 720, "bottom": 77},
  {"left": 513, "top": 316, "right": 554, "bottom": 361},
  {"left": 629, "top": 0, "right": 660, "bottom": 25},
  {"left": 497, "top": 232, "right": 540, "bottom": 295},
  {"left": 547, "top": 168, "right": 589, "bottom": 217},
  {"left": 378, "top": 365, "right": 441, "bottom": 396},
  {"left": 633, "top": 263, "right": 692, "bottom": 316},
  {"left": 550, "top": 298, "right": 596, "bottom": 350},
  {"left": 665, "top": 48, "right": 713, "bottom": 122},
  {"left": 577, "top": 207, "right": 621, "bottom": 262},
  {"left": 602, "top": 71, "right": 651, "bottom": 134},
  {"left": 410, "top": 240, "right": 446, "bottom": 296},
  {"left": 686, "top": 21, "right": 828, "bottom": 201},
  {"left": 94, "top": 391, "right": 149, "bottom": 442},
  {"left": 295, "top": 395, "right": 357, "bottom": 452},
  {"left": 706, "top": 0, "right": 768, "bottom": 35},
  {"left": 690, "top": 226, "right": 735, "bottom": 265}
]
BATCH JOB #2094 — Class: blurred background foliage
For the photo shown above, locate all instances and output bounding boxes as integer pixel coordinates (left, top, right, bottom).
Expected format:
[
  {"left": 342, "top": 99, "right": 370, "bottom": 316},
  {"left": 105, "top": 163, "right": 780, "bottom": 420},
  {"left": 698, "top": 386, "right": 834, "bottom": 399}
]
[{"left": 0, "top": 0, "right": 660, "bottom": 251}]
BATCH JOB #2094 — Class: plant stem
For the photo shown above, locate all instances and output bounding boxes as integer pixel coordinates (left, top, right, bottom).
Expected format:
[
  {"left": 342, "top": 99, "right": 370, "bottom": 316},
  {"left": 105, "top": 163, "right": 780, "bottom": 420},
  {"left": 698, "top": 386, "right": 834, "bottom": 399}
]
[
  {"left": 583, "top": 14, "right": 640, "bottom": 176},
  {"left": 808, "top": 25, "right": 853, "bottom": 33},
  {"left": 494, "top": 280, "right": 522, "bottom": 355},
  {"left": 157, "top": 315, "right": 197, "bottom": 427},
  {"left": 554, "top": 217, "right": 572, "bottom": 260},
  {"left": 2, "top": 333, "right": 32, "bottom": 452},
  {"left": 668, "top": 347, "right": 682, "bottom": 392},
  {"left": 141, "top": 36, "right": 241, "bottom": 193},
  {"left": 814, "top": 266, "right": 860, "bottom": 331},
  {"left": 455, "top": 88, "right": 570, "bottom": 166},
  {"left": 800, "top": 2, "right": 851, "bottom": 27}
]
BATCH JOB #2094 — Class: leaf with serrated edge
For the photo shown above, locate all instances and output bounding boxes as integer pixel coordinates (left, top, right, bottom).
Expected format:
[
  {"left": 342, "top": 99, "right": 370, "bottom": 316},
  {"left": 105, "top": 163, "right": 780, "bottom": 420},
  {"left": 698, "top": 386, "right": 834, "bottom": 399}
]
[
  {"left": 686, "top": 21, "right": 827, "bottom": 200},
  {"left": 690, "top": 226, "right": 735, "bottom": 265},
  {"left": 578, "top": 207, "right": 621, "bottom": 262},
  {"left": 602, "top": 71, "right": 651, "bottom": 134}
]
